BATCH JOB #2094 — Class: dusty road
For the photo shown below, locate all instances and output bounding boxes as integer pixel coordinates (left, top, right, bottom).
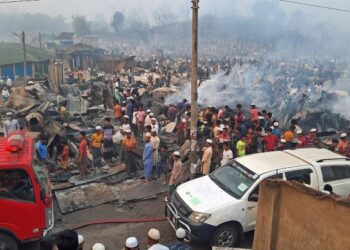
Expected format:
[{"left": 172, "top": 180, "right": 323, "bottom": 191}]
[{"left": 24, "top": 181, "right": 254, "bottom": 250}]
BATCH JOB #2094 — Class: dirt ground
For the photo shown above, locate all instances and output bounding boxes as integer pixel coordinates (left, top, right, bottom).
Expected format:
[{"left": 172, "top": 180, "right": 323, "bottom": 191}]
[{"left": 25, "top": 184, "right": 254, "bottom": 250}]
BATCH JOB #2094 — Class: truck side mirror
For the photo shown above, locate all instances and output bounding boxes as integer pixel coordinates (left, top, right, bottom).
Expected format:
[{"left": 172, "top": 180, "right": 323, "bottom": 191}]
[{"left": 248, "top": 193, "right": 258, "bottom": 202}]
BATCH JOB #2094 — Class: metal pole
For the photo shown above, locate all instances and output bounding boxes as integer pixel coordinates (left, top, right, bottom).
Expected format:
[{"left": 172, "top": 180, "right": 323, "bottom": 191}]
[
  {"left": 190, "top": 0, "right": 199, "bottom": 169},
  {"left": 22, "top": 31, "right": 28, "bottom": 84},
  {"left": 39, "top": 32, "right": 42, "bottom": 49}
]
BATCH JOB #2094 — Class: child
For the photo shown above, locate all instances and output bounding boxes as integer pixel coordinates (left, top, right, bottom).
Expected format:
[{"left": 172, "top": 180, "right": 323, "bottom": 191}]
[{"left": 59, "top": 141, "right": 70, "bottom": 170}]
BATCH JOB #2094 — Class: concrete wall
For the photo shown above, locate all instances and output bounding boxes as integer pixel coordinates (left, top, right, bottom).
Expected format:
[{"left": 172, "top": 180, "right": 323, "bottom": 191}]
[{"left": 253, "top": 180, "right": 350, "bottom": 250}]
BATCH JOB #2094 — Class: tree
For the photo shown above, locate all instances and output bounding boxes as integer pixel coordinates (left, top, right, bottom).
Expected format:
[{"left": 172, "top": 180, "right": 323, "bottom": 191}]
[
  {"left": 111, "top": 11, "right": 125, "bottom": 33},
  {"left": 72, "top": 15, "right": 90, "bottom": 35}
]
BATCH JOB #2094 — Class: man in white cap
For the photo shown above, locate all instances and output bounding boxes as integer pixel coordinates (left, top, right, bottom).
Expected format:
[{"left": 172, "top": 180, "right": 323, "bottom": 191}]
[
  {"left": 151, "top": 130, "right": 160, "bottom": 172},
  {"left": 90, "top": 126, "right": 104, "bottom": 170},
  {"left": 143, "top": 132, "right": 153, "bottom": 183},
  {"left": 92, "top": 243, "right": 105, "bottom": 250},
  {"left": 147, "top": 228, "right": 169, "bottom": 250},
  {"left": 3, "top": 112, "right": 20, "bottom": 137},
  {"left": 296, "top": 130, "right": 306, "bottom": 148},
  {"left": 337, "top": 133, "right": 348, "bottom": 156},
  {"left": 306, "top": 128, "right": 318, "bottom": 147},
  {"left": 272, "top": 122, "right": 281, "bottom": 138},
  {"left": 151, "top": 118, "right": 159, "bottom": 135},
  {"left": 201, "top": 139, "right": 213, "bottom": 175},
  {"left": 124, "top": 237, "right": 140, "bottom": 250},
  {"left": 144, "top": 110, "right": 152, "bottom": 127},
  {"left": 169, "top": 151, "right": 182, "bottom": 196},
  {"left": 78, "top": 234, "right": 84, "bottom": 250},
  {"left": 168, "top": 228, "right": 191, "bottom": 250},
  {"left": 121, "top": 115, "right": 131, "bottom": 135}
]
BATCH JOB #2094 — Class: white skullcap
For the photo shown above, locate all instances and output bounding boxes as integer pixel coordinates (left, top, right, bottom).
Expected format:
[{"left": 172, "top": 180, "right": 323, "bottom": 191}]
[
  {"left": 341, "top": 133, "right": 347, "bottom": 138},
  {"left": 147, "top": 109, "right": 151, "bottom": 113},
  {"left": 251, "top": 103, "right": 255, "bottom": 106},
  {"left": 150, "top": 113, "right": 154, "bottom": 116},
  {"left": 182, "top": 118, "right": 187, "bottom": 123},
  {"left": 148, "top": 228, "right": 160, "bottom": 240},
  {"left": 125, "top": 129, "right": 131, "bottom": 133},
  {"left": 124, "top": 115, "right": 129, "bottom": 119},
  {"left": 273, "top": 122, "right": 279, "bottom": 127},
  {"left": 280, "top": 139, "right": 286, "bottom": 143},
  {"left": 176, "top": 228, "right": 186, "bottom": 239},
  {"left": 125, "top": 237, "right": 139, "bottom": 248},
  {"left": 92, "top": 243, "right": 105, "bottom": 250},
  {"left": 173, "top": 151, "right": 180, "bottom": 156},
  {"left": 310, "top": 128, "right": 317, "bottom": 132},
  {"left": 95, "top": 126, "right": 102, "bottom": 130},
  {"left": 296, "top": 130, "right": 303, "bottom": 135},
  {"left": 206, "top": 139, "right": 213, "bottom": 144},
  {"left": 6, "top": 112, "right": 12, "bottom": 116},
  {"left": 145, "top": 132, "right": 152, "bottom": 137},
  {"left": 78, "top": 234, "right": 84, "bottom": 244}
]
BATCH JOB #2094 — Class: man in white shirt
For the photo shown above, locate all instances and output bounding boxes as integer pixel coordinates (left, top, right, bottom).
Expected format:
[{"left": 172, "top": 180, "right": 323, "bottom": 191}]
[
  {"left": 2, "top": 87, "right": 9, "bottom": 103},
  {"left": 3, "top": 112, "right": 20, "bottom": 137},
  {"left": 147, "top": 228, "right": 169, "bottom": 250},
  {"left": 221, "top": 141, "right": 233, "bottom": 166}
]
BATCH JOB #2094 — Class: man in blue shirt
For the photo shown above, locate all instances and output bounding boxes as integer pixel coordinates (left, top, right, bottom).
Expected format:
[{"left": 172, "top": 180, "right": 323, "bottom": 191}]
[
  {"left": 36, "top": 136, "right": 55, "bottom": 170},
  {"left": 143, "top": 132, "right": 153, "bottom": 183},
  {"left": 272, "top": 122, "right": 281, "bottom": 138},
  {"left": 168, "top": 228, "right": 191, "bottom": 250}
]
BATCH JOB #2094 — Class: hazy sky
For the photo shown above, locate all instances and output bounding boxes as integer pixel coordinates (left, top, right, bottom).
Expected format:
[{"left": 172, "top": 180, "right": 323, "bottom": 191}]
[{"left": 1, "top": 0, "right": 350, "bottom": 24}]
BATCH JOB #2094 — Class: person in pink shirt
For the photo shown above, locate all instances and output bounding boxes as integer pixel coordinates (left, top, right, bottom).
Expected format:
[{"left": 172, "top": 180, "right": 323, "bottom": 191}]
[{"left": 136, "top": 107, "right": 146, "bottom": 138}]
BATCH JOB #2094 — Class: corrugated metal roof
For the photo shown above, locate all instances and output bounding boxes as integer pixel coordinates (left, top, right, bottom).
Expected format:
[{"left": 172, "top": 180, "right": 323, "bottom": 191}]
[
  {"left": 0, "top": 42, "right": 52, "bottom": 66},
  {"left": 0, "top": 137, "right": 33, "bottom": 168}
]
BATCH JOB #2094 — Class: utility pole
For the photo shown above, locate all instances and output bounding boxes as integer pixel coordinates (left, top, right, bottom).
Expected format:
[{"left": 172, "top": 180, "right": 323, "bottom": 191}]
[
  {"left": 190, "top": 0, "right": 199, "bottom": 170},
  {"left": 13, "top": 31, "right": 27, "bottom": 84}
]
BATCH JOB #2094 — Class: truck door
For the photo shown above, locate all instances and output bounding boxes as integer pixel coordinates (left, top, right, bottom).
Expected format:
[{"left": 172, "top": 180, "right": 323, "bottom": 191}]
[
  {"left": 245, "top": 173, "right": 283, "bottom": 231},
  {"left": 0, "top": 169, "right": 40, "bottom": 240},
  {"left": 319, "top": 164, "right": 350, "bottom": 195}
]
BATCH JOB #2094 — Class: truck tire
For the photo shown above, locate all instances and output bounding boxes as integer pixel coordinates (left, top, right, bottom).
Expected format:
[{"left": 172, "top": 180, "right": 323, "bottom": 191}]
[
  {"left": 210, "top": 224, "right": 239, "bottom": 247},
  {"left": 0, "top": 233, "right": 19, "bottom": 250}
]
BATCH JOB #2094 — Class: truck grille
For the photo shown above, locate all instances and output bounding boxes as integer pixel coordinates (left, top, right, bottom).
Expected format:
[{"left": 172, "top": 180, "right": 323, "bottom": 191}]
[{"left": 172, "top": 192, "right": 192, "bottom": 217}]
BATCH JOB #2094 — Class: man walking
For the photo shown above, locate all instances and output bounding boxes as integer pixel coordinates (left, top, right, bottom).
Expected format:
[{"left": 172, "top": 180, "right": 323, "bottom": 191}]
[
  {"left": 143, "top": 132, "right": 153, "bottom": 183},
  {"left": 151, "top": 130, "right": 160, "bottom": 174},
  {"left": 3, "top": 112, "right": 20, "bottom": 137},
  {"left": 123, "top": 130, "right": 137, "bottom": 177},
  {"left": 201, "top": 139, "right": 213, "bottom": 175},
  {"left": 90, "top": 126, "right": 103, "bottom": 171},
  {"left": 77, "top": 131, "right": 90, "bottom": 177},
  {"left": 169, "top": 151, "right": 182, "bottom": 196}
]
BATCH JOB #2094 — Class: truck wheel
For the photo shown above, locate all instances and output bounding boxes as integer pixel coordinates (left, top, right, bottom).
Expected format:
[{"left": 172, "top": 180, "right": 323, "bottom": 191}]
[
  {"left": 210, "top": 224, "right": 239, "bottom": 247},
  {"left": 0, "top": 233, "right": 19, "bottom": 250}
]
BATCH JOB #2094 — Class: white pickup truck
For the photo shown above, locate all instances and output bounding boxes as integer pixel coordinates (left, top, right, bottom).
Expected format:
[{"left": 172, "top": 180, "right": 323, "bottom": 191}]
[{"left": 166, "top": 148, "right": 350, "bottom": 247}]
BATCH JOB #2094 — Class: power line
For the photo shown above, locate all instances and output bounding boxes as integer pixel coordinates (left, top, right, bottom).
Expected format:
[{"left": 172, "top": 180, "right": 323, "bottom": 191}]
[
  {"left": 280, "top": 0, "right": 350, "bottom": 13},
  {"left": 0, "top": 0, "right": 39, "bottom": 4}
]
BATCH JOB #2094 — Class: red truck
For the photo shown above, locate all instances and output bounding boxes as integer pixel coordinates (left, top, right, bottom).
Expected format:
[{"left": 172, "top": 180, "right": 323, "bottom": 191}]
[{"left": 0, "top": 132, "right": 54, "bottom": 249}]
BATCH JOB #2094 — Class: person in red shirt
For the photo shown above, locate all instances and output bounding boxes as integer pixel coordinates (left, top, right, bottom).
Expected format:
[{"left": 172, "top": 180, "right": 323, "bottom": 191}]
[
  {"left": 77, "top": 131, "right": 89, "bottom": 177},
  {"left": 305, "top": 128, "right": 318, "bottom": 147},
  {"left": 59, "top": 141, "right": 70, "bottom": 170},
  {"left": 217, "top": 127, "right": 230, "bottom": 143},
  {"left": 250, "top": 104, "right": 259, "bottom": 123},
  {"left": 262, "top": 128, "right": 278, "bottom": 152}
]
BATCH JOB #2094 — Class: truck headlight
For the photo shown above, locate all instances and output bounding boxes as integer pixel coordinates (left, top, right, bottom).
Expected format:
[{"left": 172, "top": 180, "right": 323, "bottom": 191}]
[{"left": 189, "top": 211, "right": 211, "bottom": 223}]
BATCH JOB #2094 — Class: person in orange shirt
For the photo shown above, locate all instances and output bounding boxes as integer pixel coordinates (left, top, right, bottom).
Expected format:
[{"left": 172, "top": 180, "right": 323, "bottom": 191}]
[
  {"left": 284, "top": 125, "right": 296, "bottom": 149},
  {"left": 123, "top": 130, "right": 137, "bottom": 177},
  {"left": 114, "top": 102, "right": 122, "bottom": 125},
  {"left": 59, "top": 141, "right": 70, "bottom": 170},
  {"left": 337, "top": 133, "right": 348, "bottom": 156},
  {"left": 250, "top": 104, "right": 259, "bottom": 122}
]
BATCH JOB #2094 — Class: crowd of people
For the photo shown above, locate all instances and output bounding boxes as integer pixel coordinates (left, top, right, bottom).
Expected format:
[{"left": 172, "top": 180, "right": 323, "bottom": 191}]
[{"left": 40, "top": 227, "right": 191, "bottom": 250}]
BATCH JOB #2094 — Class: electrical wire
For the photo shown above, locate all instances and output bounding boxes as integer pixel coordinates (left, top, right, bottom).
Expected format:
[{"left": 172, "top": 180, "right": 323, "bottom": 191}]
[{"left": 280, "top": 0, "right": 350, "bottom": 13}]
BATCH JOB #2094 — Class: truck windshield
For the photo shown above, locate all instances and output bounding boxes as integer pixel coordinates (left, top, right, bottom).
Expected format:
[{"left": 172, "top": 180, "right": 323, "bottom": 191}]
[
  {"left": 209, "top": 161, "right": 258, "bottom": 199},
  {"left": 32, "top": 159, "right": 49, "bottom": 193}
]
